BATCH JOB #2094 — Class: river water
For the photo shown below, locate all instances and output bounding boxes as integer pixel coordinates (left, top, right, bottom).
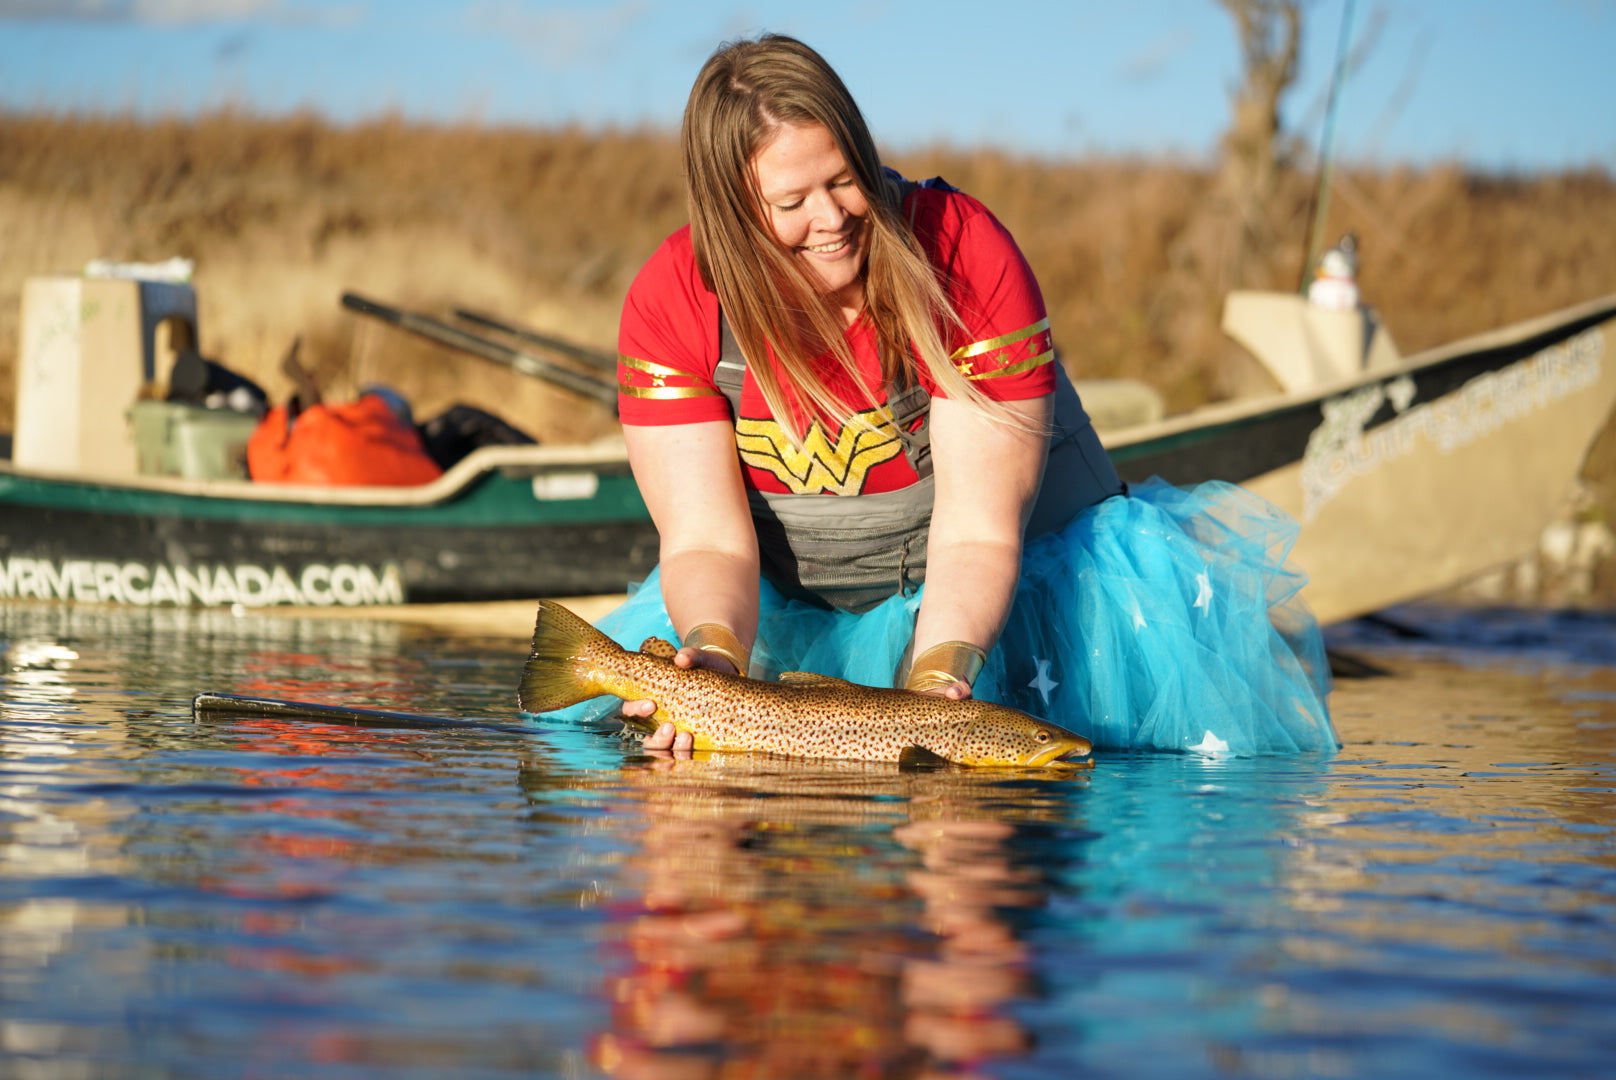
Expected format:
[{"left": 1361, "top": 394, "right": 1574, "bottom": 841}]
[{"left": 1, "top": 600, "right": 1612, "bottom": 1079}]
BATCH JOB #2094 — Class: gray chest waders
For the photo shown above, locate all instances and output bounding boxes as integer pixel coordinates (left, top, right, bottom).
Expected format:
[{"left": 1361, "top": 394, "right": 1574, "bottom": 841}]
[{"left": 714, "top": 319, "right": 1124, "bottom": 617}]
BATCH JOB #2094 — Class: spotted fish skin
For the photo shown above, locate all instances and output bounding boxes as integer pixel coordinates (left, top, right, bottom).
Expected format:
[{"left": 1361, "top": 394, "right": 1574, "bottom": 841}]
[{"left": 518, "top": 600, "right": 1091, "bottom": 767}]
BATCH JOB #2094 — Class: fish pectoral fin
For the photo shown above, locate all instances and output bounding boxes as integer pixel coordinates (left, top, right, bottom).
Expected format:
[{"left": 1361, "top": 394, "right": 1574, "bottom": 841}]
[
  {"left": 616, "top": 712, "right": 658, "bottom": 734},
  {"left": 640, "top": 637, "right": 679, "bottom": 661},
  {"left": 898, "top": 745, "right": 952, "bottom": 770},
  {"left": 612, "top": 701, "right": 676, "bottom": 734},
  {"left": 778, "top": 671, "right": 856, "bottom": 688}
]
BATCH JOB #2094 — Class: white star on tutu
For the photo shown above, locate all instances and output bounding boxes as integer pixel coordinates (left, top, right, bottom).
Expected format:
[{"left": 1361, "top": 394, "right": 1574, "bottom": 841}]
[
  {"left": 1193, "top": 571, "right": 1213, "bottom": 611},
  {"left": 1189, "top": 730, "right": 1230, "bottom": 755},
  {"left": 1028, "top": 658, "right": 1058, "bottom": 706}
]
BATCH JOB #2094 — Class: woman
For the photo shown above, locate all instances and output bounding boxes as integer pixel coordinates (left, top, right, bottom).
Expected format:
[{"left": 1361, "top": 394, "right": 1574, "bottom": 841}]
[{"left": 548, "top": 33, "right": 1335, "bottom": 755}]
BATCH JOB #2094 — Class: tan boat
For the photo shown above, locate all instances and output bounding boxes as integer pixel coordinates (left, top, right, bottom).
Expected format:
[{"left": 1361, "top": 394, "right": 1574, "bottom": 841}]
[{"left": 1104, "top": 291, "right": 1616, "bottom": 624}]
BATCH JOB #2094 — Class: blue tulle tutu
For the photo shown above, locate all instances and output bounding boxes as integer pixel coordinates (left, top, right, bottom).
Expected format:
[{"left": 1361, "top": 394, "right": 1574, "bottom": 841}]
[{"left": 531, "top": 478, "right": 1337, "bottom": 755}]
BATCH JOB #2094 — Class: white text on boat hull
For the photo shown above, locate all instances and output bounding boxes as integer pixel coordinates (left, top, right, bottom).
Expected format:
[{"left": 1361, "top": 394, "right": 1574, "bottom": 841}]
[
  {"left": 0, "top": 558, "right": 405, "bottom": 607},
  {"left": 1301, "top": 327, "right": 1606, "bottom": 520}
]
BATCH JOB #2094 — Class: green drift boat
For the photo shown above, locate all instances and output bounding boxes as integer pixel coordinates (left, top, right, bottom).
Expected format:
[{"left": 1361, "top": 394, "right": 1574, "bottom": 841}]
[{"left": 3, "top": 275, "right": 1613, "bottom": 624}]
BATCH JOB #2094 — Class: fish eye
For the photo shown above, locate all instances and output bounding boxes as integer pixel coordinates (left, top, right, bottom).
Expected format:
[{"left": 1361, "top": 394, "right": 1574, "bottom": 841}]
[{"left": 1036, "top": 730, "right": 1050, "bottom": 742}]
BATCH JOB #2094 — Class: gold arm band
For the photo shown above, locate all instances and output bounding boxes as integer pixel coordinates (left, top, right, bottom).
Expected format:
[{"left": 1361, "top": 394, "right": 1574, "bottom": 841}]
[
  {"left": 904, "top": 640, "right": 988, "bottom": 693},
  {"left": 683, "top": 623, "right": 749, "bottom": 676}
]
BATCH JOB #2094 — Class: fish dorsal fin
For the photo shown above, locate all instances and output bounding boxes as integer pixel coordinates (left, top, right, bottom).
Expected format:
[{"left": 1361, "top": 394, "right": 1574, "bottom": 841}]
[
  {"left": 779, "top": 670, "right": 855, "bottom": 688},
  {"left": 899, "top": 745, "right": 951, "bottom": 770},
  {"left": 640, "top": 637, "right": 678, "bottom": 661}
]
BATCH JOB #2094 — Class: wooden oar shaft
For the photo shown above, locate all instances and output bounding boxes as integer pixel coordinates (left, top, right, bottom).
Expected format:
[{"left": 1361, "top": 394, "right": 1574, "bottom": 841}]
[
  {"left": 453, "top": 308, "right": 616, "bottom": 372},
  {"left": 341, "top": 292, "right": 618, "bottom": 409}
]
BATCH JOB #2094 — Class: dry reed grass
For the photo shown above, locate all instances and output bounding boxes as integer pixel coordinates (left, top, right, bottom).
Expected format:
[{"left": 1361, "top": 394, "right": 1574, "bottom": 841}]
[{"left": 2, "top": 108, "right": 1613, "bottom": 450}]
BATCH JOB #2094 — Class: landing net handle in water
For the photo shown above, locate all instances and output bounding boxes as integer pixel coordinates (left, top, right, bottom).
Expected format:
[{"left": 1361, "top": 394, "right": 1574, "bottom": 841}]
[{"left": 191, "top": 691, "right": 539, "bottom": 735}]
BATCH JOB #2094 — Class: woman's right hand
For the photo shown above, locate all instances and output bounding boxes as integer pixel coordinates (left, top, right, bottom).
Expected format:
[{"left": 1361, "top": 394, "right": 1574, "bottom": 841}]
[{"left": 627, "top": 645, "right": 740, "bottom": 755}]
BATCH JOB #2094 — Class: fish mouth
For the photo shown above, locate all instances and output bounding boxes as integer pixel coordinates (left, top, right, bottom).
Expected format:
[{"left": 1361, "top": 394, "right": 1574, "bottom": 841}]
[{"left": 1029, "top": 740, "right": 1092, "bottom": 767}]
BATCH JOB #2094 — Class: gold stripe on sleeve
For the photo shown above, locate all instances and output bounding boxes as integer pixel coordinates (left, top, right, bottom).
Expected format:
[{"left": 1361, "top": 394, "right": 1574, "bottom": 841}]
[
  {"left": 619, "top": 383, "right": 722, "bottom": 400},
  {"left": 949, "top": 318, "right": 1051, "bottom": 362},
  {"left": 618, "top": 354, "right": 690, "bottom": 378},
  {"left": 617, "top": 353, "right": 720, "bottom": 399},
  {"left": 965, "top": 349, "right": 1055, "bottom": 381}
]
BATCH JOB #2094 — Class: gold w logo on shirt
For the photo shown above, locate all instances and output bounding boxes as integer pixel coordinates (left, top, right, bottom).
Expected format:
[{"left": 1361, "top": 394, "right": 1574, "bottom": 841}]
[{"left": 735, "top": 404, "right": 904, "bottom": 496}]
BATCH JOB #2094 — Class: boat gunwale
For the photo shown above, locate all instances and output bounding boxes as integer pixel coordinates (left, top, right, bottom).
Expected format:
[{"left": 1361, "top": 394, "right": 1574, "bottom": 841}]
[
  {"left": 4, "top": 292, "right": 1613, "bottom": 509},
  {"left": 1101, "top": 291, "right": 1616, "bottom": 452},
  {"left": 0, "top": 434, "right": 636, "bottom": 508}
]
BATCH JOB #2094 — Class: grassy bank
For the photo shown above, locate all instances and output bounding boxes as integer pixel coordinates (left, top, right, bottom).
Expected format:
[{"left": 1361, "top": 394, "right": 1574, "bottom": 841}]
[
  {"left": 3, "top": 109, "right": 1616, "bottom": 597},
  {"left": 5, "top": 110, "right": 1614, "bottom": 425}
]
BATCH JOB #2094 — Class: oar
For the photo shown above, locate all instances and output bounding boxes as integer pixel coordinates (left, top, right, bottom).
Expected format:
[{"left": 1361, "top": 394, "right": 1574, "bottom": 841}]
[
  {"left": 340, "top": 291, "right": 618, "bottom": 410},
  {"left": 452, "top": 308, "right": 616, "bottom": 373},
  {"left": 192, "top": 691, "right": 540, "bottom": 735}
]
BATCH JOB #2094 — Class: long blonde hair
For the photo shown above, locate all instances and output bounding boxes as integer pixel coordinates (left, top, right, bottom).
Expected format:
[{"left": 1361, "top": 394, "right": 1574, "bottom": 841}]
[{"left": 681, "top": 34, "right": 994, "bottom": 439}]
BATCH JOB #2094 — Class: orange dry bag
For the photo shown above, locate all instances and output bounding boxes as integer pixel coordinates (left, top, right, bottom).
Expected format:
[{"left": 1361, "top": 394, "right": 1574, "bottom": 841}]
[{"left": 247, "top": 394, "right": 443, "bottom": 486}]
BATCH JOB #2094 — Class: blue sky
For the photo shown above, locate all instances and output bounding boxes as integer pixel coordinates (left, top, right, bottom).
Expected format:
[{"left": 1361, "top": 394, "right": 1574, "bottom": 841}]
[{"left": 1, "top": 0, "right": 1611, "bottom": 172}]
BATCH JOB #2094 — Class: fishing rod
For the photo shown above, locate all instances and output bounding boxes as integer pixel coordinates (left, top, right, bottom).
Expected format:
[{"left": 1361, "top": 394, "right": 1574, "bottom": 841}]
[{"left": 1299, "top": 0, "right": 1359, "bottom": 291}]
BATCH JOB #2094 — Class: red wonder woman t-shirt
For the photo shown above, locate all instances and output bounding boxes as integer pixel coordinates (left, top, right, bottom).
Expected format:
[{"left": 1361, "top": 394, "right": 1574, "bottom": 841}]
[{"left": 617, "top": 179, "right": 1055, "bottom": 496}]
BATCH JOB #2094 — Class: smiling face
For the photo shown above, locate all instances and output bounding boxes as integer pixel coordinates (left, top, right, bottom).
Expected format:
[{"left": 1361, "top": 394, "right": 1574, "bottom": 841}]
[{"left": 750, "top": 121, "right": 871, "bottom": 323}]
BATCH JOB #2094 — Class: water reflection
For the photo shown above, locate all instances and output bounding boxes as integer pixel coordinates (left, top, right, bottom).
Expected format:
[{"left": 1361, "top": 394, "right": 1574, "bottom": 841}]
[
  {"left": 0, "top": 603, "right": 594, "bottom": 1075},
  {"left": 1289, "top": 655, "right": 1616, "bottom": 985},
  {"left": 0, "top": 600, "right": 1612, "bottom": 1077},
  {"left": 524, "top": 752, "right": 1086, "bottom": 1079},
  {"left": 3, "top": 618, "right": 138, "bottom": 1001}
]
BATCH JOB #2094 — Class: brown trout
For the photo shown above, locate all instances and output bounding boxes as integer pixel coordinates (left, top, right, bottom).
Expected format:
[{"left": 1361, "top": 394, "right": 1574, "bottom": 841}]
[{"left": 518, "top": 600, "right": 1091, "bottom": 767}]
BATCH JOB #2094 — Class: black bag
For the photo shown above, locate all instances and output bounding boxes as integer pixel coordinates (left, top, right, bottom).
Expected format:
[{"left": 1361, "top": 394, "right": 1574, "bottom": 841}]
[{"left": 417, "top": 403, "right": 538, "bottom": 470}]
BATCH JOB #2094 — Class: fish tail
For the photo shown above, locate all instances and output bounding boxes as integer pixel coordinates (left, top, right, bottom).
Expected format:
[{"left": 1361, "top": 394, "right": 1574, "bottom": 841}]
[{"left": 517, "top": 600, "right": 621, "bottom": 713}]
